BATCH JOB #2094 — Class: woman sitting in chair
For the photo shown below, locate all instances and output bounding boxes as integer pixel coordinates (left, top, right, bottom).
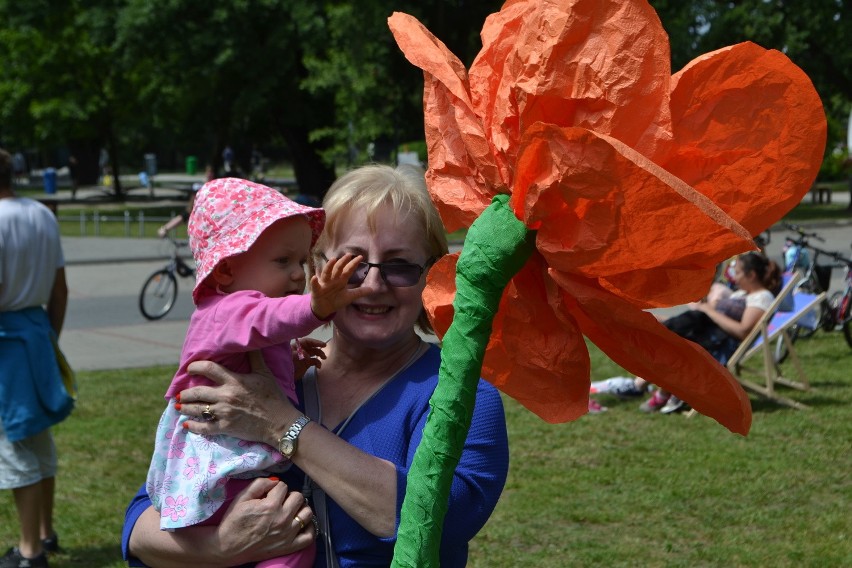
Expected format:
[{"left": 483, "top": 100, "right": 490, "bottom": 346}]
[{"left": 636, "top": 251, "right": 782, "bottom": 413}]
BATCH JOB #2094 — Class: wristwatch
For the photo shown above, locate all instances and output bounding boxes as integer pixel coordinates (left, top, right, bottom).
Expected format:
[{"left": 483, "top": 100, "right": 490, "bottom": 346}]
[{"left": 278, "top": 415, "right": 311, "bottom": 458}]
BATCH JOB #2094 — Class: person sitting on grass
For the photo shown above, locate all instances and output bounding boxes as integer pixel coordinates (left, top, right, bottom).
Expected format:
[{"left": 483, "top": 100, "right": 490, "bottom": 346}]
[{"left": 636, "top": 251, "right": 781, "bottom": 414}]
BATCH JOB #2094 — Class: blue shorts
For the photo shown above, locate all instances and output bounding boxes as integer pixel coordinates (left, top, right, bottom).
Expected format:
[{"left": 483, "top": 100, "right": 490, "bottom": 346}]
[{"left": 0, "top": 420, "right": 57, "bottom": 489}]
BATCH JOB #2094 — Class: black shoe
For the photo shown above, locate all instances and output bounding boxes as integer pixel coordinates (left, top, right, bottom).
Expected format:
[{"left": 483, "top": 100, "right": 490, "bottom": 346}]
[
  {"left": 0, "top": 548, "right": 49, "bottom": 568},
  {"left": 40, "top": 535, "right": 60, "bottom": 556}
]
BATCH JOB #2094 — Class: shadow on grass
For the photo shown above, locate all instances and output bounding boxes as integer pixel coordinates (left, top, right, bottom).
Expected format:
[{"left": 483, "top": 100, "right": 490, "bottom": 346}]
[
  {"left": 50, "top": 545, "right": 123, "bottom": 568},
  {"left": 747, "top": 395, "right": 841, "bottom": 413}
]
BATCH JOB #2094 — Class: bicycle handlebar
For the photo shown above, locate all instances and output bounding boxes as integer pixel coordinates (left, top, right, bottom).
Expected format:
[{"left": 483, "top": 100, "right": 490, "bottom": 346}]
[
  {"left": 796, "top": 241, "right": 852, "bottom": 264},
  {"left": 754, "top": 228, "right": 771, "bottom": 248},
  {"left": 164, "top": 236, "right": 190, "bottom": 250},
  {"left": 783, "top": 222, "right": 826, "bottom": 242},
  {"left": 828, "top": 251, "right": 852, "bottom": 267}
]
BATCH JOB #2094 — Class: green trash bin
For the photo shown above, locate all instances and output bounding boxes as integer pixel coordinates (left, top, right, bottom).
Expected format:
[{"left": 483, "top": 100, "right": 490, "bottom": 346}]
[{"left": 186, "top": 156, "right": 197, "bottom": 175}]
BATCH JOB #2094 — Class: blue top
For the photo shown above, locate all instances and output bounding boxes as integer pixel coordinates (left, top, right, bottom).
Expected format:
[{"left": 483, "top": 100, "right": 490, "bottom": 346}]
[
  {"left": 123, "top": 343, "right": 509, "bottom": 567},
  {"left": 0, "top": 307, "right": 74, "bottom": 441}
]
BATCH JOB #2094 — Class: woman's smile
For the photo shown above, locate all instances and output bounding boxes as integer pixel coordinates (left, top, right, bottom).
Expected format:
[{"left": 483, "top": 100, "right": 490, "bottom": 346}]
[{"left": 352, "top": 303, "right": 392, "bottom": 315}]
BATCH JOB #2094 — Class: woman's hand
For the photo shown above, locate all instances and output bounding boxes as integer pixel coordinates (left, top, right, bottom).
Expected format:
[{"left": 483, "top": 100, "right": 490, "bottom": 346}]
[
  {"left": 180, "top": 351, "right": 301, "bottom": 444},
  {"left": 129, "top": 478, "right": 315, "bottom": 568},
  {"left": 217, "top": 478, "right": 315, "bottom": 563}
]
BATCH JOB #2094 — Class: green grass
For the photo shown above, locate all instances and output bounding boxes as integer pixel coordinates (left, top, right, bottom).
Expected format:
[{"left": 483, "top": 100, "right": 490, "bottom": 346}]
[
  {"left": 469, "top": 332, "right": 852, "bottom": 567},
  {"left": 782, "top": 201, "right": 851, "bottom": 224},
  {"left": 783, "top": 181, "right": 851, "bottom": 223},
  {"left": 2, "top": 334, "right": 850, "bottom": 566},
  {"left": 0, "top": 365, "right": 173, "bottom": 567},
  {"left": 55, "top": 206, "right": 189, "bottom": 239}
]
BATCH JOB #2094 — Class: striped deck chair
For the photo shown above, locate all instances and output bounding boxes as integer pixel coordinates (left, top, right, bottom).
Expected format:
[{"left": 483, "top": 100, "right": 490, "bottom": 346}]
[{"left": 725, "top": 271, "right": 825, "bottom": 410}]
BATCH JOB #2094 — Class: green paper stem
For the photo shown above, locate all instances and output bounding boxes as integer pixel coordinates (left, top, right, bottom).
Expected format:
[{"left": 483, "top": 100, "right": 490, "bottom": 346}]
[{"left": 392, "top": 194, "right": 535, "bottom": 567}]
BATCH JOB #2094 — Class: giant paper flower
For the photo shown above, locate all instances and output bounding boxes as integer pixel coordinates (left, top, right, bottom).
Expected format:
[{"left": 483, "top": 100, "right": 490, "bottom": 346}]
[
  {"left": 390, "top": 1, "right": 825, "bottom": 428},
  {"left": 388, "top": 1, "right": 825, "bottom": 566}
]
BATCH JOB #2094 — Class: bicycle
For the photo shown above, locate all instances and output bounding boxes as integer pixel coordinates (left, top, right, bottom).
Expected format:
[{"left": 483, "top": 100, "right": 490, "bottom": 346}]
[
  {"left": 823, "top": 247, "right": 852, "bottom": 349},
  {"left": 139, "top": 237, "right": 195, "bottom": 320},
  {"left": 780, "top": 223, "right": 834, "bottom": 338}
]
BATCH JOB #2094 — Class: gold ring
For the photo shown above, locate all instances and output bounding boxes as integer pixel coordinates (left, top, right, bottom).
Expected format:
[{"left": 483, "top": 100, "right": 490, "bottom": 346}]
[
  {"left": 201, "top": 404, "right": 216, "bottom": 421},
  {"left": 294, "top": 515, "right": 306, "bottom": 530}
]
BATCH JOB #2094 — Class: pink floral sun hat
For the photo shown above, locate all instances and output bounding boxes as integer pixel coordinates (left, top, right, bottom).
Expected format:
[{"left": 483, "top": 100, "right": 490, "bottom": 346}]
[{"left": 188, "top": 177, "right": 325, "bottom": 303}]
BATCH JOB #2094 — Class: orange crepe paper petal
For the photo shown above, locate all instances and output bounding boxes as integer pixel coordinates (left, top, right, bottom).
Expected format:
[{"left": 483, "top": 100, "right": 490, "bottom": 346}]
[
  {"left": 422, "top": 254, "right": 459, "bottom": 338},
  {"left": 512, "top": 124, "right": 754, "bottom": 306},
  {"left": 389, "top": 12, "right": 500, "bottom": 232},
  {"left": 653, "top": 42, "right": 826, "bottom": 235},
  {"left": 547, "top": 268, "right": 752, "bottom": 435},
  {"left": 421, "top": 74, "right": 502, "bottom": 232},
  {"left": 470, "top": 0, "right": 673, "bottom": 177},
  {"left": 596, "top": 266, "right": 719, "bottom": 310},
  {"left": 484, "top": 254, "right": 591, "bottom": 422},
  {"left": 424, "top": 253, "right": 592, "bottom": 423},
  {"left": 387, "top": 12, "right": 473, "bottom": 110}
]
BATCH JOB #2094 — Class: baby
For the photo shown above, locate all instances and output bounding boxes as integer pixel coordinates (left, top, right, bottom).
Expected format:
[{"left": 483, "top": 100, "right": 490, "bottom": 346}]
[{"left": 145, "top": 178, "right": 373, "bottom": 568}]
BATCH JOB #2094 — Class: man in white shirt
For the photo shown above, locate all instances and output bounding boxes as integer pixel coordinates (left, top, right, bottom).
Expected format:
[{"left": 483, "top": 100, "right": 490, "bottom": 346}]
[{"left": 0, "top": 147, "right": 71, "bottom": 568}]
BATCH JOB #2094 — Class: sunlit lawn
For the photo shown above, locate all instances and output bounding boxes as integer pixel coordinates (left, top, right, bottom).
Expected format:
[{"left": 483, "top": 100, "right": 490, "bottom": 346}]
[
  {"left": 1, "top": 334, "right": 850, "bottom": 567},
  {"left": 470, "top": 332, "right": 852, "bottom": 567}
]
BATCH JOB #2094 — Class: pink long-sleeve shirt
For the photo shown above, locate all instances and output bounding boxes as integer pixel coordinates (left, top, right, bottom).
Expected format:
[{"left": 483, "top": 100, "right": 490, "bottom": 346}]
[{"left": 165, "top": 289, "right": 324, "bottom": 403}]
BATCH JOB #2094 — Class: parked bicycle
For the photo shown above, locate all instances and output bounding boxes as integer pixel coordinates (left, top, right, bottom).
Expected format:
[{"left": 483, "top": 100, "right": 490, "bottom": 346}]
[
  {"left": 139, "top": 238, "right": 195, "bottom": 320},
  {"left": 781, "top": 223, "right": 834, "bottom": 338},
  {"left": 824, "top": 247, "right": 852, "bottom": 349}
]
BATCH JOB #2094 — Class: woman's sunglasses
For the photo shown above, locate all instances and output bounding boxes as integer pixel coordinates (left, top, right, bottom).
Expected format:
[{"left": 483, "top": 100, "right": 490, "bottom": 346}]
[{"left": 319, "top": 255, "right": 436, "bottom": 288}]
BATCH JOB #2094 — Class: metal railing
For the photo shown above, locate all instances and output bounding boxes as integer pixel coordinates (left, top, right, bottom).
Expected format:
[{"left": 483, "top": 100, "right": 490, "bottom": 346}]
[{"left": 57, "top": 211, "right": 179, "bottom": 237}]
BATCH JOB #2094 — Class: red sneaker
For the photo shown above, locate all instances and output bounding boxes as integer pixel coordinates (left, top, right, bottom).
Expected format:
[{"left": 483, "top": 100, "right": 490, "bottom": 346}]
[{"left": 639, "top": 391, "right": 671, "bottom": 413}]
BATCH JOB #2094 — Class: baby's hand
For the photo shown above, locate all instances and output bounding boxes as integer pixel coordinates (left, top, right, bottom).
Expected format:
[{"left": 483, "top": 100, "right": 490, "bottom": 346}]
[
  {"left": 292, "top": 338, "right": 327, "bottom": 380},
  {"left": 310, "top": 253, "right": 377, "bottom": 320}
]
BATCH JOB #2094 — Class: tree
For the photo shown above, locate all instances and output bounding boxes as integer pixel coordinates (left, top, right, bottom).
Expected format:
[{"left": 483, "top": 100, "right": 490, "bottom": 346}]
[
  {"left": 1, "top": 0, "right": 502, "bottom": 200},
  {"left": 115, "top": 0, "right": 341, "bottom": 197},
  {"left": 116, "top": 0, "right": 501, "bottom": 199},
  {"left": 8, "top": 0, "right": 843, "bottom": 205},
  {"left": 0, "top": 0, "right": 140, "bottom": 196},
  {"left": 299, "top": 1, "right": 502, "bottom": 168}
]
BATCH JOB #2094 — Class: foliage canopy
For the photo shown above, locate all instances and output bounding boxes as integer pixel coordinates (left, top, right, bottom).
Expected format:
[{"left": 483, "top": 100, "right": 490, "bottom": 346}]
[{"left": 0, "top": 0, "right": 847, "bottom": 197}]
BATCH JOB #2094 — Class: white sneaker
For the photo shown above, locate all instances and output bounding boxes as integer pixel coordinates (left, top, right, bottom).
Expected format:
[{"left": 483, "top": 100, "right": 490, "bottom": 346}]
[{"left": 660, "top": 396, "right": 687, "bottom": 414}]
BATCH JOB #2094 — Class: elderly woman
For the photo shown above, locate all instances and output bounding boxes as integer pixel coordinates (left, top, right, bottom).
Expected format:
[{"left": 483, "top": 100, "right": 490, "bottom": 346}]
[{"left": 122, "top": 164, "right": 510, "bottom": 567}]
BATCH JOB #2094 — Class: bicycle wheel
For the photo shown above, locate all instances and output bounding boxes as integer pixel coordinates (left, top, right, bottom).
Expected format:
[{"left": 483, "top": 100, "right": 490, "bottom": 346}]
[
  {"left": 773, "top": 326, "right": 800, "bottom": 364},
  {"left": 791, "top": 297, "right": 828, "bottom": 339},
  {"left": 139, "top": 269, "right": 178, "bottom": 320},
  {"left": 838, "top": 292, "right": 852, "bottom": 349},
  {"left": 823, "top": 292, "right": 842, "bottom": 331},
  {"left": 796, "top": 278, "right": 827, "bottom": 338}
]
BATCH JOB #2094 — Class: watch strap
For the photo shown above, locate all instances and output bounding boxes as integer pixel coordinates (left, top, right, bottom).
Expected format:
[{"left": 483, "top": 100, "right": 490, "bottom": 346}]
[{"left": 279, "top": 414, "right": 311, "bottom": 456}]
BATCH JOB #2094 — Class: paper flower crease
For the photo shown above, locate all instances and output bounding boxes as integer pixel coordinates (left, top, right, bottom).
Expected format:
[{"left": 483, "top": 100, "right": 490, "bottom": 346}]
[{"left": 389, "top": 0, "right": 825, "bottom": 435}]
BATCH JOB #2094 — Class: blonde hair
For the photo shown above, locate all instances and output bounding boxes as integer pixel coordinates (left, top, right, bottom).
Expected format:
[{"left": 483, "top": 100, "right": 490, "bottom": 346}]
[{"left": 317, "top": 164, "right": 448, "bottom": 333}]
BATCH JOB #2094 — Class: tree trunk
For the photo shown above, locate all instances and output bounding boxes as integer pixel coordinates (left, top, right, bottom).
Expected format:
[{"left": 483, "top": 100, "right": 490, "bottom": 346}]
[
  {"left": 282, "top": 126, "right": 336, "bottom": 200},
  {"left": 847, "top": 175, "right": 852, "bottom": 211},
  {"left": 69, "top": 139, "right": 102, "bottom": 186}
]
